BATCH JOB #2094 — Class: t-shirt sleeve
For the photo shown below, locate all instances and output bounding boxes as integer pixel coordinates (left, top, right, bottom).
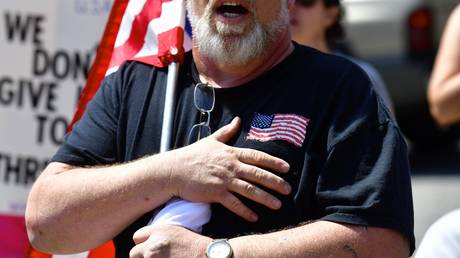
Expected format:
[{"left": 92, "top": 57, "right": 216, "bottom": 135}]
[
  {"left": 316, "top": 64, "right": 415, "bottom": 253},
  {"left": 50, "top": 70, "right": 122, "bottom": 166}
]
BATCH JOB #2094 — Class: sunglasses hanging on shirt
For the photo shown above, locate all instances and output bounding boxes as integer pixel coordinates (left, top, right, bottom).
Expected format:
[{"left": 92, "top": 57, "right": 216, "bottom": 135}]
[{"left": 187, "top": 82, "right": 215, "bottom": 144}]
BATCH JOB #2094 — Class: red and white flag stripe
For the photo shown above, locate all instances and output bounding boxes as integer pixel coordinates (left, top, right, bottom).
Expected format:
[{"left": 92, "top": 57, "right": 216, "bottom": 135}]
[{"left": 107, "top": 0, "right": 192, "bottom": 75}]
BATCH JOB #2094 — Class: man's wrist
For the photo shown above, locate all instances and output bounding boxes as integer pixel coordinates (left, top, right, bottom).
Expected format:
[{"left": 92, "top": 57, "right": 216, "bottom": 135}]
[{"left": 152, "top": 151, "right": 179, "bottom": 197}]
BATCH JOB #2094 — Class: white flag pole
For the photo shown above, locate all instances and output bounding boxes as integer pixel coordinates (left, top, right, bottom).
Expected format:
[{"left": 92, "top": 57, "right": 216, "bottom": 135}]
[
  {"left": 160, "top": 0, "right": 186, "bottom": 153},
  {"left": 160, "top": 61, "right": 179, "bottom": 152}
]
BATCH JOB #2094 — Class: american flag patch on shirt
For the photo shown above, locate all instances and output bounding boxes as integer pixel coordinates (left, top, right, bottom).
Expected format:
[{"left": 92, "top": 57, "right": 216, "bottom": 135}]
[{"left": 247, "top": 113, "right": 310, "bottom": 147}]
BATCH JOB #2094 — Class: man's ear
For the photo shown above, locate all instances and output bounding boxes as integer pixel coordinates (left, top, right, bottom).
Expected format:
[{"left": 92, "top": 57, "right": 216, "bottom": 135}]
[{"left": 325, "top": 6, "right": 340, "bottom": 27}]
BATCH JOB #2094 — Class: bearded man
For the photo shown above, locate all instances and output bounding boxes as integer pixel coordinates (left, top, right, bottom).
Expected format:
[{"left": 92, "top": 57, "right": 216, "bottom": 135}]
[{"left": 26, "top": 0, "right": 415, "bottom": 257}]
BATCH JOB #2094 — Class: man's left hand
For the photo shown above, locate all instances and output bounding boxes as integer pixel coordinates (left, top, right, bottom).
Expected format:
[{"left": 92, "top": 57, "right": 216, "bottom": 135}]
[{"left": 129, "top": 225, "right": 212, "bottom": 258}]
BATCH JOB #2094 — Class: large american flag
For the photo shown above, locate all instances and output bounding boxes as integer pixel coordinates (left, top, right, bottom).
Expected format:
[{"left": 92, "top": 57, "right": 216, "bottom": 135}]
[
  {"left": 27, "top": 0, "right": 189, "bottom": 257},
  {"left": 69, "top": 0, "right": 191, "bottom": 131},
  {"left": 106, "top": 0, "right": 192, "bottom": 74},
  {"left": 247, "top": 113, "right": 310, "bottom": 147}
]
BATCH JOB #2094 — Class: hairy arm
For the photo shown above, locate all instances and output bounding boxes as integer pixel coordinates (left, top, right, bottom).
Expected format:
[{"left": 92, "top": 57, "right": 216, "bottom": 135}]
[
  {"left": 130, "top": 221, "right": 409, "bottom": 258},
  {"left": 428, "top": 5, "right": 460, "bottom": 126},
  {"left": 229, "top": 221, "right": 409, "bottom": 258}
]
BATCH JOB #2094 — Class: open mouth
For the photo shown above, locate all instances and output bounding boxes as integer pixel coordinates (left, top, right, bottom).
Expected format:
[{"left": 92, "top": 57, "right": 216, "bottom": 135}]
[{"left": 216, "top": 2, "right": 249, "bottom": 18}]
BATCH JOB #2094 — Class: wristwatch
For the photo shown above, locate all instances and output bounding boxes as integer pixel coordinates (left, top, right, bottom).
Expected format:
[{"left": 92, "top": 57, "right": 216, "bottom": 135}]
[{"left": 206, "top": 239, "right": 233, "bottom": 258}]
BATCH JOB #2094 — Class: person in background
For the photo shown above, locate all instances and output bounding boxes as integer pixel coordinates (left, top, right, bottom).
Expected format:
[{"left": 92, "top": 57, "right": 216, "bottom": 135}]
[
  {"left": 290, "top": 0, "right": 394, "bottom": 113},
  {"left": 415, "top": 209, "right": 460, "bottom": 258},
  {"left": 428, "top": 5, "right": 460, "bottom": 127},
  {"left": 415, "top": 5, "right": 460, "bottom": 258}
]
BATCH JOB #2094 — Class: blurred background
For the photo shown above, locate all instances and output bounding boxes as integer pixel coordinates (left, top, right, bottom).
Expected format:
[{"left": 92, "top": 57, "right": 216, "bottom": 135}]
[
  {"left": 343, "top": 0, "right": 460, "bottom": 156},
  {"left": 0, "top": 0, "right": 459, "bottom": 257},
  {"left": 341, "top": 0, "right": 460, "bottom": 251}
]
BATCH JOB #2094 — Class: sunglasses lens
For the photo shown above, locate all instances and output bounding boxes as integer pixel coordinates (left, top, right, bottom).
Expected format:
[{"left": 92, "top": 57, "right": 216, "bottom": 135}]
[
  {"left": 194, "top": 83, "right": 215, "bottom": 113},
  {"left": 189, "top": 82, "right": 215, "bottom": 144},
  {"left": 188, "top": 123, "right": 212, "bottom": 144},
  {"left": 297, "top": 0, "right": 315, "bottom": 6}
]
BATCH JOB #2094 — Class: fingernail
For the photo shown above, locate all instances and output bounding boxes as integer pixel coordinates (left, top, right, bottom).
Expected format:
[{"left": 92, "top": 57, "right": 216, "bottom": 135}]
[
  {"left": 285, "top": 184, "right": 291, "bottom": 194},
  {"left": 273, "top": 199, "right": 282, "bottom": 209},
  {"left": 282, "top": 162, "right": 290, "bottom": 172},
  {"left": 251, "top": 213, "right": 258, "bottom": 222}
]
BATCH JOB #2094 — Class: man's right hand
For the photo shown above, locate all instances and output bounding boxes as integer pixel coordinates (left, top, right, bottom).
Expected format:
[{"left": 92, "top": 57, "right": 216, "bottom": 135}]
[{"left": 165, "top": 117, "right": 292, "bottom": 222}]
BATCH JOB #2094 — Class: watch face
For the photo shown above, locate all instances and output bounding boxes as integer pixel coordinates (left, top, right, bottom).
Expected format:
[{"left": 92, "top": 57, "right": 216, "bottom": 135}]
[{"left": 208, "top": 240, "right": 232, "bottom": 258}]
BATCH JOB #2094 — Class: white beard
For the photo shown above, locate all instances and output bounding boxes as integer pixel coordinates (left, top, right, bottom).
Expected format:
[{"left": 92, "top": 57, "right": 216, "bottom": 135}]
[{"left": 186, "top": 1, "right": 290, "bottom": 67}]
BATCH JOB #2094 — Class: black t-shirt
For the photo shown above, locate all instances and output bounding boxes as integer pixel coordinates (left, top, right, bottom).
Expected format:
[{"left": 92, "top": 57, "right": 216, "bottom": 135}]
[{"left": 52, "top": 43, "right": 415, "bottom": 256}]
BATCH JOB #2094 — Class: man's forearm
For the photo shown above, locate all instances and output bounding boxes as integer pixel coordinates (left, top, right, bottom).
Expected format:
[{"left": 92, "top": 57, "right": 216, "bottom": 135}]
[
  {"left": 228, "top": 221, "right": 409, "bottom": 258},
  {"left": 26, "top": 154, "right": 174, "bottom": 254}
]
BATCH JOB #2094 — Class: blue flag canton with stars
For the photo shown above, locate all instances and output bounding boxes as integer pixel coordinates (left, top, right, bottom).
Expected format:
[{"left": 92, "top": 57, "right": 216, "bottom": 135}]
[{"left": 251, "top": 113, "right": 274, "bottom": 129}]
